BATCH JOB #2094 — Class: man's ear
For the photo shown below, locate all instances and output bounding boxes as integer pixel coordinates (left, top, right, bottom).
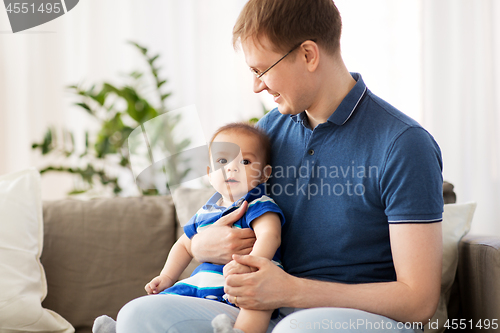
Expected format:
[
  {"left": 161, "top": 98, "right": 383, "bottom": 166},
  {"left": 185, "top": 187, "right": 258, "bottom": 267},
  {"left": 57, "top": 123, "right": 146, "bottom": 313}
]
[
  {"left": 302, "top": 40, "right": 320, "bottom": 72},
  {"left": 261, "top": 165, "right": 272, "bottom": 182}
]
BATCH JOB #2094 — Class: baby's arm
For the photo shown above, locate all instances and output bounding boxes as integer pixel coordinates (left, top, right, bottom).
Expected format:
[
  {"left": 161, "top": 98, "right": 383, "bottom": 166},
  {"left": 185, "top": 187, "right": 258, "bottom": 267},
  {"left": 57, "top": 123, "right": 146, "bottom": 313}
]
[
  {"left": 249, "top": 212, "right": 281, "bottom": 260},
  {"left": 224, "top": 212, "right": 281, "bottom": 277},
  {"left": 145, "top": 234, "right": 193, "bottom": 294},
  {"left": 232, "top": 212, "right": 281, "bottom": 333}
]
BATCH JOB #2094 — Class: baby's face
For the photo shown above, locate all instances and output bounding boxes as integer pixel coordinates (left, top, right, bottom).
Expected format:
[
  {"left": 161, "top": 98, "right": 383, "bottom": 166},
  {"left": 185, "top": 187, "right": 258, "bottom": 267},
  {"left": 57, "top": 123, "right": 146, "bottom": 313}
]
[{"left": 208, "top": 131, "right": 269, "bottom": 203}]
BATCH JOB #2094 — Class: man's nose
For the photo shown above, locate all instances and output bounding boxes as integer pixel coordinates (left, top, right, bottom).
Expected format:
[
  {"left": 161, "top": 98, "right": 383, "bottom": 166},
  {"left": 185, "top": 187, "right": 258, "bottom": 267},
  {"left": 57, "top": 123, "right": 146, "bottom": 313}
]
[{"left": 253, "top": 76, "right": 267, "bottom": 93}]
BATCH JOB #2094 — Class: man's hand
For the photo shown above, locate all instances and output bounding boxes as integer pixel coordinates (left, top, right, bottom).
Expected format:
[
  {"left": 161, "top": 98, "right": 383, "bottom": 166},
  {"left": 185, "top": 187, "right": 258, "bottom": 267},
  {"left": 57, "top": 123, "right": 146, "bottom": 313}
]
[
  {"left": 223, "top": 254, "right": 295, "bottom": 311},
  {"left": 190, "top": 201, "right": 256, "bottom": 264}
]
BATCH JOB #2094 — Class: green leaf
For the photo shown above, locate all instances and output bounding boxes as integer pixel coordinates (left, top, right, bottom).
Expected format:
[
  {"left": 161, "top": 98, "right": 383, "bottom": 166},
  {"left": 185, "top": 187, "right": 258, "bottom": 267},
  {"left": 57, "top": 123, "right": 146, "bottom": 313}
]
[
  {"left": 149, "top": 54, "right": 159, "bottom": 64},
  {"left": 129, "top": 71, "right": 144, "bottom": 80},
  {"left": 68, "top": 189, "right": 89, "bottom": 195},
  {"left": 128, "top": 40, "right": 148, "bottom": 55},
  {"left": 75, "top": 102, "right": 93, "bottom": 115},
  {"left": 157, "top": 80, "right": 167, "bottom": 88},
  {"left": 42, "top": 128, "right": 54, "bottom": 154}
]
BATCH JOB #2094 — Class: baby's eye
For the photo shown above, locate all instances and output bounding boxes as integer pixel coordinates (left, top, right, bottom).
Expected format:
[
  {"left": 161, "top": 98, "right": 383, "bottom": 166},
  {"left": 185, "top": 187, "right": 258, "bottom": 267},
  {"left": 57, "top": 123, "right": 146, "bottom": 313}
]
[
  {"left": 240, "top": 159, "right": 251, "bottom": 165},
  {"left": 217, "top": 158, "right": 228, "bottom": 164}
]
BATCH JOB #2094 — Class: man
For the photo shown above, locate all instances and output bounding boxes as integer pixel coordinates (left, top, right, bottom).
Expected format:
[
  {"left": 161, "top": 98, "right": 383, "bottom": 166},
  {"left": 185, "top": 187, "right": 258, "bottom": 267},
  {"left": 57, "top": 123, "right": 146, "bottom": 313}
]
[{"left": 115, "top": 1, "right": 443, "bottom": 332}]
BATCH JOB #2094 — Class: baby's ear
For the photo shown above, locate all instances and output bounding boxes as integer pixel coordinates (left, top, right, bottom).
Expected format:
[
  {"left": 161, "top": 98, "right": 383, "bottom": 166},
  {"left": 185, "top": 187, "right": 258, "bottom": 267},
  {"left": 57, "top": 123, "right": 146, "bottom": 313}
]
[
  {"left": 261, "top": 165, "right": 272, "bottom": 182},
  {"left": 206, "top": 165, "right": 214, "bottom": 186}
]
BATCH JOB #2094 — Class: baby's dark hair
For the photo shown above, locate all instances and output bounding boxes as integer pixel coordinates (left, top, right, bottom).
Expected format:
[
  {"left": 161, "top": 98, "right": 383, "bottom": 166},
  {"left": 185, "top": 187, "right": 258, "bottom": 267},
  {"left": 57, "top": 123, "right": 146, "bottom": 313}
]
[{"left": 209, "top": 122, "right": 272, "bottom": 165}]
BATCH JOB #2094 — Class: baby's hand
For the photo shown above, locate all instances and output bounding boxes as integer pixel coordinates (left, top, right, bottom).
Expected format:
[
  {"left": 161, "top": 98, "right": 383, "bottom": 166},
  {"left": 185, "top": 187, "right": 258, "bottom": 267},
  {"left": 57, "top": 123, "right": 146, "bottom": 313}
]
[
  {"left": 223, "top": 259, "right": 257, "bottom": 278},
  {"left": 145, "top": 276, "right": 170, "bottom": 294}
]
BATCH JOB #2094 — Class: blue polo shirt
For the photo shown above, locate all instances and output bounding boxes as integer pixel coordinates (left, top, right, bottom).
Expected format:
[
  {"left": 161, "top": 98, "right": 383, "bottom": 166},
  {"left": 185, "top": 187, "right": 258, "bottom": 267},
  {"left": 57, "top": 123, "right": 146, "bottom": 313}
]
[{"left": 257, "top": 73, "right": 443, "bottom": 283}]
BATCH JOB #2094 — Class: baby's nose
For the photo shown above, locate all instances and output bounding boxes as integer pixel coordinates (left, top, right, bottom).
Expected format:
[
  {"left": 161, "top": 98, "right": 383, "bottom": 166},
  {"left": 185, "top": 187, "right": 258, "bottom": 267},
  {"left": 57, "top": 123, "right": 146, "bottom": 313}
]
[{"left": 225, "top": 161, "right": 239, "bottom": 172}]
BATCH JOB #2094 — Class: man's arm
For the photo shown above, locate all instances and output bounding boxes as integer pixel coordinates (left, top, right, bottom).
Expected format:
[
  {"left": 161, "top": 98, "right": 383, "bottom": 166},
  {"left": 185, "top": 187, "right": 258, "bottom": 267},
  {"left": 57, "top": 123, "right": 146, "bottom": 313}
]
[{"left": 224, "top": 222, "right": 442, "bottom": 324}]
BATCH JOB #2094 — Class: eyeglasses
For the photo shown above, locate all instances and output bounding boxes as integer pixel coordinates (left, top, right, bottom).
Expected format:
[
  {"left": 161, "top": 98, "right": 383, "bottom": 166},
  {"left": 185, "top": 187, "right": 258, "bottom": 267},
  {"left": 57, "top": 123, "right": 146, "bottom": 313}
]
[{"left": 250, "top": 40, "right": 311, "bottom": 80}]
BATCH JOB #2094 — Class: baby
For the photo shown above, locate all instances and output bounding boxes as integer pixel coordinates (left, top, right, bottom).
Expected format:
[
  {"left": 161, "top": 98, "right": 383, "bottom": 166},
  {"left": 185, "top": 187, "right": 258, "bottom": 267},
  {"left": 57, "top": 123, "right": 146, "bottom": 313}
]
[
  {"left": 93, "top": 122, "right": 284, "bottom": 333},
  {"left": 94, "top": 122, "right": 283, "bottom": 333},
  {"left": 147, "top": 122, "right": 284, "bottom": 333}
]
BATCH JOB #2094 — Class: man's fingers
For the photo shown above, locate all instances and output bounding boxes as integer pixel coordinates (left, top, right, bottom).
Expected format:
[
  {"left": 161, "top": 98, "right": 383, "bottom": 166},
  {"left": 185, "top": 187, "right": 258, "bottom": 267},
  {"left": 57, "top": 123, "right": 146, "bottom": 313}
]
[
  {"left": 233, "top": 237, "right": 255, "bottom": 255},
  {"left": 213, "top": 201, "right": 248, "bottom": 226},
  {"left": 235, "top": 227, "right": 256, "bottom": 240}
]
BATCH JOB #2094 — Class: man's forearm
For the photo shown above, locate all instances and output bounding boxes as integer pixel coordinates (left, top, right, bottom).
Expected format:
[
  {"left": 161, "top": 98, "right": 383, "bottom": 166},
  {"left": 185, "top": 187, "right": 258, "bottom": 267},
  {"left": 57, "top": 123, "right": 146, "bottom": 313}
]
[
  {"left": 288, "top": 276, "right": 439, "bottom": 324},
  {"left": 283, "top": 223, "right": 442, "bottom": 324},
  {"left": 226, "top": 224, "right": 442, "bottom": 323}
]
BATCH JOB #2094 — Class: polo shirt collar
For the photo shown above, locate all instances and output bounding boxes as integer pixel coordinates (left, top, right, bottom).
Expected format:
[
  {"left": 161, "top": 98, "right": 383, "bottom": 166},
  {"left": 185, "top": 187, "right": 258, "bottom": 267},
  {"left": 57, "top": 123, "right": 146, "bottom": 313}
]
[
  {"left": 203, "top": 192, "right": 225, "bottom": 210},
  {"left": 290, "top": 111, "right": 310, "bottom": 126},
  {"left": 290, "top": 72, "right": 367, "bottom": 126},
  {"left": 328, "top": 72, "right": 367, "bottom": 126},
  {"left": 202, "top": 183, "right": 266, "bottom": 210}
]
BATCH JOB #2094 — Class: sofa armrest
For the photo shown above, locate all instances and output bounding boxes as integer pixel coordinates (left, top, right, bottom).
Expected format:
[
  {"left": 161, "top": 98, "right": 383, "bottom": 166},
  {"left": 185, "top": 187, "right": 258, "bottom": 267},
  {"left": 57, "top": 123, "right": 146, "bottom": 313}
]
[{"left": 455, "top": 235, "right": 500, "bottom": 332}]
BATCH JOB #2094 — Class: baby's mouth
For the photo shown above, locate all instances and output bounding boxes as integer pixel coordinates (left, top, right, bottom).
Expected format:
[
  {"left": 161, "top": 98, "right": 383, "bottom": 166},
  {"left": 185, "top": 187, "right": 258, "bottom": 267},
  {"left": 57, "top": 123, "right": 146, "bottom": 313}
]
[{"left": 225, "top": 178, "right": 239, "bottom": 183}]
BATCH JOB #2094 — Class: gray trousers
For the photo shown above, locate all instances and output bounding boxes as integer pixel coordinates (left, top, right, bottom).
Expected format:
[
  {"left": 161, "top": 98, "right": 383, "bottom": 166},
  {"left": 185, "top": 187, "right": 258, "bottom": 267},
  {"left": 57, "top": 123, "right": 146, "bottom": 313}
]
[{"left": 116, "top": 294, "right": 424, "bottom": 333}]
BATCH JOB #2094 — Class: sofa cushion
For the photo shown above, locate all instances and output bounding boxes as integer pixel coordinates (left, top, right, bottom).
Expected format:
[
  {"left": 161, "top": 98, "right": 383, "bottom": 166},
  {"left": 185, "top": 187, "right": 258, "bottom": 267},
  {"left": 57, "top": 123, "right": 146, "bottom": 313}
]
[
  {"left": 425, "top": 202, "right": 476, "bottom": 333},
  {"left": 172, "top": 187, "right": 216, "bottom": 279},
  {"left": 41, "top": 195, "right": 176, "bottom": 333},
  {"left": 0, "top": 168, "right": 74, "bottom": 333}
]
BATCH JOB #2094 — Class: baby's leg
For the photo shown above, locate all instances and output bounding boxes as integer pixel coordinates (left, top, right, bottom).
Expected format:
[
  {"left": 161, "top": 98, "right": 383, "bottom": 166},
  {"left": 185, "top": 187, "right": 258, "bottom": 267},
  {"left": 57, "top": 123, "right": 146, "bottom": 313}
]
[{"left": 235, "top": 309, "right": 273, "bottom": 333}]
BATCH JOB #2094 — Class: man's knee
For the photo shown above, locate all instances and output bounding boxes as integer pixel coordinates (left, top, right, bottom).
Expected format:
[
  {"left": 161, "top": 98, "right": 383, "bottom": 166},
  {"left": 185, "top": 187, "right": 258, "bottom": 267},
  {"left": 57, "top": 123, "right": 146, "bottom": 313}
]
[
  {"left": 116, "top": 295, "right": 177, "bottom": 332},
  {"left": 116, "top": 296, "right": 152, "bottom": 330},
  {"left": 272, "top": 308, "right": 423, "bottom": 333}
]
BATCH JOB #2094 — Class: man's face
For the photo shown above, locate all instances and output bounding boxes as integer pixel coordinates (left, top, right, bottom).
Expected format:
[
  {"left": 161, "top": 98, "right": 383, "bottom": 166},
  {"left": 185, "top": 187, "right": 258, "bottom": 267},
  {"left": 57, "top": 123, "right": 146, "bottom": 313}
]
[
  {"left": 208, "top": 131, "right": 269, "bottom": 203},
  {"left": 242, "top": 36, "right": 311, "bottom": 116}
]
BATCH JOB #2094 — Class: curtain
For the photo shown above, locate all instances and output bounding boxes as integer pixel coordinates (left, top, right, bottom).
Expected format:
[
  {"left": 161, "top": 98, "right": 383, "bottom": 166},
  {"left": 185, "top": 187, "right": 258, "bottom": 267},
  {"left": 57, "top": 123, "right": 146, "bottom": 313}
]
[{"left": 422, "top": 0, "right": 500, "bottom": 236}]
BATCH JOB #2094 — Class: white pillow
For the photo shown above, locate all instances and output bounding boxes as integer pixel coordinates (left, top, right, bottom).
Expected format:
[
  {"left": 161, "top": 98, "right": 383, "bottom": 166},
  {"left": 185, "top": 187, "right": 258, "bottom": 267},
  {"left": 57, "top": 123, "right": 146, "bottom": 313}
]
[
  {"left": 0, "top": 168, "right": 74, "bottom": 333},
  {"left": 425, "top": 202, "right": 477, "bottom": 333}
]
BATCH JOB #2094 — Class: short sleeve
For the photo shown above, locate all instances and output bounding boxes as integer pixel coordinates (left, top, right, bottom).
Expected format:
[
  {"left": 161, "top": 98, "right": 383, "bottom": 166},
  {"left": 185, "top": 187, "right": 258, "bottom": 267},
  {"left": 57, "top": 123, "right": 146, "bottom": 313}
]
[
  {"left": 244, "top": 195, "right": 285, "bottom": 229},
  {"left": 183, "top": 214, "right": 199, "bottom": 239},
  {"left": 380, "top": 127, "right": 444, "bottom": 224}
]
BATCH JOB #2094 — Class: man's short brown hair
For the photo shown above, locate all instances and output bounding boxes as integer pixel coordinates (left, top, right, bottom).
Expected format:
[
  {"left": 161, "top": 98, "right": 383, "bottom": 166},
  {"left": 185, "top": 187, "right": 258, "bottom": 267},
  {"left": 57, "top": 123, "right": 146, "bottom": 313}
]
[{"left": 233, "top": 0, "right": 342, "bottom": 54}]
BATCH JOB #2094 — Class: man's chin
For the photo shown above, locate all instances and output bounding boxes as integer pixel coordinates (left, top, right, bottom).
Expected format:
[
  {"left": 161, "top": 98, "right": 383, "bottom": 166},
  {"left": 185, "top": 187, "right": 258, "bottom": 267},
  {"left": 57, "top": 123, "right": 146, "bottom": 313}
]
[
  {"left": 277, "top": 105, "right": 301, "bottom": 116},
  {"left": 276, "top": 104, "right": 290, "bottom": 114}
]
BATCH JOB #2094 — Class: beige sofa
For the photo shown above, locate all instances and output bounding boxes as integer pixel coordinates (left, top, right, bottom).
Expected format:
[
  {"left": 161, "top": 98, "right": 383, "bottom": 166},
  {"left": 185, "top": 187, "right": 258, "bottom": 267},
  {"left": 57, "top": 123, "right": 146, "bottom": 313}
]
[{"left": 40, "top": 187, "right": 500, "bottom": 333}]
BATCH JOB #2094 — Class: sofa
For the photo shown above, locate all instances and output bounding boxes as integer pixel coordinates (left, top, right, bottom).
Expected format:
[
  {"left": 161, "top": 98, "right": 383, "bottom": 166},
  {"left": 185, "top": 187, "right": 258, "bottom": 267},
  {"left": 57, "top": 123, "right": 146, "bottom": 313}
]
[{"left": 32, "top": 185, "right": 500, "bottom": 332}]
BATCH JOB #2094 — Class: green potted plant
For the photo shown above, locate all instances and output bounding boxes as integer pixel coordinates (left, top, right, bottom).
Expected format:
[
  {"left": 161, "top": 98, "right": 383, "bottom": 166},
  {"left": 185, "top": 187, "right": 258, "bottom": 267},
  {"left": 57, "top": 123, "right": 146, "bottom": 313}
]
[{"left": 32, "top": 42, "right": 190, "bottom": 196}]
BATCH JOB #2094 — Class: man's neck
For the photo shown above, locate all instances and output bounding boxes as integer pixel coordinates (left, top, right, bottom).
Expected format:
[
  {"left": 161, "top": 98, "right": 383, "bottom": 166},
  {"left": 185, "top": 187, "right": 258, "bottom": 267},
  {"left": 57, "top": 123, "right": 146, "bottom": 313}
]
[{"left": 305, "top": 56, "right": 356, "bottom": 129}]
